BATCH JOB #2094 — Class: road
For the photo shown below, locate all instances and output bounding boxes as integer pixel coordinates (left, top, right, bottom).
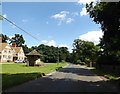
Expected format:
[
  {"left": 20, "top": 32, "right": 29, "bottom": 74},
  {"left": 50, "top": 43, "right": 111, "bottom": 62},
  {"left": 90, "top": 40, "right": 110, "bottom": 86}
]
[{"left": 5, "top": 63, "right": 118, "bottom": 92}]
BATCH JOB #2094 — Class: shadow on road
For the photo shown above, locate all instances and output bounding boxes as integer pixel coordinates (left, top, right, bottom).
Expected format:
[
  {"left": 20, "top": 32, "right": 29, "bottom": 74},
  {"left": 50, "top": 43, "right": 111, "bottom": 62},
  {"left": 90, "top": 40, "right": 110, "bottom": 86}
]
[{"left": 58, "top": 67, "right": 96, "bottom": 76}]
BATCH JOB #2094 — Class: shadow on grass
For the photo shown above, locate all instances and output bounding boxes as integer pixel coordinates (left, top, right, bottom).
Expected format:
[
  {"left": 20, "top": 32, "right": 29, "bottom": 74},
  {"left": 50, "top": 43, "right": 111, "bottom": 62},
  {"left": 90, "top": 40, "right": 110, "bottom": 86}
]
[{"left": 2, "top": 72, "right": 44, "bottom": 90}]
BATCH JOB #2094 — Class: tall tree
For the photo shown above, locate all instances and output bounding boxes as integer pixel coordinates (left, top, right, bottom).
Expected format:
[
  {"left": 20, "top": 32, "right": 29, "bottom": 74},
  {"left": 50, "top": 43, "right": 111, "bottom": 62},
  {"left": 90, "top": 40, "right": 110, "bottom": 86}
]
[
  {"left": 86, "top": 2, "right": 120, "bottom": 64},
  {"left": 0, "top": 34, "right": 9, "bottom": 43},
  {"left": 72, "top": 39, "right": 100, "bottom": 63},
  {"left": 10, "top": 34, "right": 25, "bottom": 47}
]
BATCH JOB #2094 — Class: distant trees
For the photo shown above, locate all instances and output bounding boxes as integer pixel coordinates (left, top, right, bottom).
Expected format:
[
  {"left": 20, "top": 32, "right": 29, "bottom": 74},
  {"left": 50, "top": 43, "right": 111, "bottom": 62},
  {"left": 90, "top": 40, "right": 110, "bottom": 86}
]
[
  {"left": 86, "top": 2, "right": 120, "bottom": 65},
  {"left": 72, "top": 39, "right": 100, "bottom": 64},
  {"left": 30, "top": 44, "right": 70, "bottom": 63}
]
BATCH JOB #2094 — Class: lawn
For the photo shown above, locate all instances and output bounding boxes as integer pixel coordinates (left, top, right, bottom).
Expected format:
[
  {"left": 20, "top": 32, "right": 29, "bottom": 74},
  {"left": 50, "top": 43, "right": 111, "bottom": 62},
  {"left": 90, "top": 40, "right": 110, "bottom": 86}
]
[{"left": 1, "top": 62, "right": 68, "bottom": 90}]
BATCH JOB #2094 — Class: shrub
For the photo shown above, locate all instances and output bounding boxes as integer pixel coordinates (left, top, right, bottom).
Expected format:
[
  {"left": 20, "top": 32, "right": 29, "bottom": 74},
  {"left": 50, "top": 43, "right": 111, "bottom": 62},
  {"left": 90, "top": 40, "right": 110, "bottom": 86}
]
[
  {"left": 76, "top": 60, "right": 82, "bottom": 64},
  {"left": 61, "top": 60, "right": 66, "bottom": 63},
  {"left": 7, "top": 60, "right": 12, "bottom": 62}
]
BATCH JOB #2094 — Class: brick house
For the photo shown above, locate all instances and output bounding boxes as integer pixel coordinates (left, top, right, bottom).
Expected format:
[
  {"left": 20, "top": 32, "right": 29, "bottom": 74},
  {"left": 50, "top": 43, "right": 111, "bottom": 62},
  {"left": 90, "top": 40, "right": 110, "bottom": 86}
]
[{"left": 0, "top": 37, "right": 25, "bottom": 62}]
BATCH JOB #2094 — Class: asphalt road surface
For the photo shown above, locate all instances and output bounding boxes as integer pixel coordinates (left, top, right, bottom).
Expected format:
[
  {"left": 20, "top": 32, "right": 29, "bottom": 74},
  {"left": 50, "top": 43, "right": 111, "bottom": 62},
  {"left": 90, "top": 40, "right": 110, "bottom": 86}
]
[{"left": 5, "top": 63, "right": 118, "bottom": 92}]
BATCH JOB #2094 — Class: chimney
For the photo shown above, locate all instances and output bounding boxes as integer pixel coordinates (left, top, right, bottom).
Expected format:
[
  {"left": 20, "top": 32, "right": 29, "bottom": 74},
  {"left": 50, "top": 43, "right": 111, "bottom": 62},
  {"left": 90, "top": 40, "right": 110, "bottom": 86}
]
[
  {"left": 0, "top": 37, "right": 2, "bottom": 43},
  {"left": 12, "top": 43, "right": 16, "bottom": 47}
]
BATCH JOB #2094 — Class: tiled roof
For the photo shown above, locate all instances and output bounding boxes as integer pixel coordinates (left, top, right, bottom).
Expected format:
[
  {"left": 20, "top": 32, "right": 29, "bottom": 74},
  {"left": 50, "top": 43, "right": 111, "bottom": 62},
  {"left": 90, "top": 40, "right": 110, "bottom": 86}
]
[
  {"left": 12, "top": 47, "right": 22, "bottom": 54},
  {"left": 0, "top": 43, "right": 9, "bottom": 52},
  {"left": 26, "top": 50, "right": 41, "bottom": 56}
]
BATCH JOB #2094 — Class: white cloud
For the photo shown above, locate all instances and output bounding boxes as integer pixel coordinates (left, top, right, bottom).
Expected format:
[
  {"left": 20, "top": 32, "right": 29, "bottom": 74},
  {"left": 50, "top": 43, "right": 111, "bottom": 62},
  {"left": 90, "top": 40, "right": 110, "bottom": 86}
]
[
  {"left": 3, "top": 14, "right": 7, "bottom": 18},
  {"left": 51, "top": 11, "right": 73, "bottom": 25},
  {"left": 58, "top": 44, "right": 69, "bottom": 48},
  {"left": 80, "top": 7, "right": 88, "bottom": 16},
  {"left": 72, "top": 12, "right": 79, "bottom": 16},
  {"left": 78, "top": 0, "right": 97, "bottom": 5},
  {"left": 41, "top": 40, "right": 48, "bottom": 44},
  {"left": 51, "top": 13, "right": 66, "bottom": 19},
  {"left": 22, "top": 19, "right": 28, "bottom": 23},
  {"left": 79, "top": 30, "right": 103, "bottom": 45},
  {"left": 66, "top": 18, "right": 74, "bottom": 24},
  {"left": 60, "top": 11, "right": 69, "bottom": 14},
  {"left": 48, "top": 40, "right": 56, "bottom": 47}
]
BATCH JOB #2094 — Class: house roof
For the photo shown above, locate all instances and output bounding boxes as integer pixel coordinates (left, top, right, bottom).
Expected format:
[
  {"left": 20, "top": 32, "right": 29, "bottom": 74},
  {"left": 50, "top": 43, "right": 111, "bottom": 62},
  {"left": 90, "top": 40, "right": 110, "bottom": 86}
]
[
  {"left": 0, "top": 43, "right": 10, "bottom": 52},
  {"left": 26, "top": 50, "right": 41, "bottom": 56},
  {"left": 12, "top": 47, "right": 22, "bottom": 54}
]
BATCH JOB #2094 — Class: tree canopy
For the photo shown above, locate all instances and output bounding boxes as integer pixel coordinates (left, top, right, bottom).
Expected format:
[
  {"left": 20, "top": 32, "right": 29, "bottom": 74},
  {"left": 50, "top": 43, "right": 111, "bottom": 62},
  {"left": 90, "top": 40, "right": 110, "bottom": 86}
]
[
  {"left": 72, "top": 39, "right": 100, "bottom": 64},
  {"left": 10, "top": 34, "right": 25, "bottom": 47},
  {"left": 0, "top": 34, "right": 9, "bottom": 43},
  {"left": 86, "top": 2, "right": 120, "bottom": 64}
]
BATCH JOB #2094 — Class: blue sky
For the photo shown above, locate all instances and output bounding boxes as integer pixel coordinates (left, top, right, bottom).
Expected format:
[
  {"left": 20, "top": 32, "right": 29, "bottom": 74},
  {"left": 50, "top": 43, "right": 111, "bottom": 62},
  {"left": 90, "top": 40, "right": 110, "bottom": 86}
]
[{"left": 2, "top": 1, "right": 103, "bottom": 52}]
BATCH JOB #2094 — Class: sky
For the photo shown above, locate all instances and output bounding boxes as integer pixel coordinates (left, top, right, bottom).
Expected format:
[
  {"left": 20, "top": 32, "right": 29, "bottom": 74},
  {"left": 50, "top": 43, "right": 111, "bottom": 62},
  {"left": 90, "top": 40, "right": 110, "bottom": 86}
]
[{"left": 2, "top": 0, "right": 103, "bottom": 52}]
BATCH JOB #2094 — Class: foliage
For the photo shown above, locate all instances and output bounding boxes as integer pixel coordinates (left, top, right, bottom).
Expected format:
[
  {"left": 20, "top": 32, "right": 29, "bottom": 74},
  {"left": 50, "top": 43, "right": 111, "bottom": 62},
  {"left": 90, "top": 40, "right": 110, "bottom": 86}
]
[
  {"left": 0, "top": 34, "right": 9, "bottom": 43},
  {"left": 2, "top": 62, "right": 68, "bottom": 90},
  {"left": 72, "top": 39, "right": 100, "bottom": 64},
  {"left": 10, "top": 34, "right": 25, "bottom": 47},
  {"left": 7, "top": 60, "right": 12, "bottom": 62},
  {"left": 86, "top": 2, "right": 120, "bottom": 65},
  {"left": 30, "top": 44, "right": 70, "bottom": 63}
]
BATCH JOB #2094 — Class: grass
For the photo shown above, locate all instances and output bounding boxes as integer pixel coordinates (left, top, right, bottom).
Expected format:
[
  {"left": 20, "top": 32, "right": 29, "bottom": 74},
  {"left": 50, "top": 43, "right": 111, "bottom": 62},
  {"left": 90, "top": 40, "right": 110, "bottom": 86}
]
[
  {"left": 86, "top": 66, "right": 120, "bottom": 80},
  {"left": 1, "top": 62, "right": 68, "bottom": 90}
]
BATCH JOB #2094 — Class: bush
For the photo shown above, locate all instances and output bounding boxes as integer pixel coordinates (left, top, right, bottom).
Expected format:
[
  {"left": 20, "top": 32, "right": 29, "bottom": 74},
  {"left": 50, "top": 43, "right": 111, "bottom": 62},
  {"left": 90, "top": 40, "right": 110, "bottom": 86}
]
[
  {"left": 76, "top": 60, "right": 85, "bottom": 65},
  {"left": 61, "top": 60, "right": 66, "bottom": 63},
  {"left": 7, "top": 60, "right": 12, "bottom": 62},
  {"left": 76, "top": 60, "right": 82, "bottom": 64}
]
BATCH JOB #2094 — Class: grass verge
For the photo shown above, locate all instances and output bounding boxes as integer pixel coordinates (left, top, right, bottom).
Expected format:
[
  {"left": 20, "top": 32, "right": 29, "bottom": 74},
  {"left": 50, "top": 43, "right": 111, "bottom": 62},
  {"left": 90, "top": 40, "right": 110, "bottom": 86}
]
[
  {"left": 85, "top": 66, "right": 120, "bottom": 80},
  {"left": 1, "top": 62, "right": 68, "bottom": 90}
]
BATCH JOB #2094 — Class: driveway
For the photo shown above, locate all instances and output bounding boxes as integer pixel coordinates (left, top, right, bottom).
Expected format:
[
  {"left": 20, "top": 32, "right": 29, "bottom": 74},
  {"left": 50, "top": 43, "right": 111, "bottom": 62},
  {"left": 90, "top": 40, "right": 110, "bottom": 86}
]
[{"left": 4, "top": 63, "right": 118, "bottom": 92}]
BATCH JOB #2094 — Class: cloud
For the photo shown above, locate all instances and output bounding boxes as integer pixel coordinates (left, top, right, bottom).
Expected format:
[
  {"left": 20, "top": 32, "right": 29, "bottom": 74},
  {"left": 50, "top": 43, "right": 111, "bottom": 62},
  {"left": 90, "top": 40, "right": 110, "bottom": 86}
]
[
  {"left": 58, "top": 44, "right": 69, "bottom": 48},
  {"left": 78, "top": 0, "right": 97, "bottom": 16},
  {"left": 41, "top": 40, "right": 48, "bottom": 44},
  {"left": 22, "top": 19, "right": 28, "bottom": 23},
  {"left": 48, "top": 40, "right": 56, "bottom": 47},
  {"left": 51, "top": 13, "right": 66, "bottom": 19},
  {"left": 80, "top": 7, "right": 88, "bottom": 16},
  {"left": 66, "top": 18, "right": 74, "bottom": 24},
  {"left": 51, "top": 11, "right": 73, "bottom": 25},
  {"left": 79, "top": 30, "right": 103, "bottom": 45},
  {"left": 72, "top": 12, "right": 79, "bottom": 16},
  {"left": 3, "top": 14, "right": 7, "bottom": 18},
  {"left": 60, "top": 11, "right": 69, "bottom": 14},
  {"left": 78, "top": 0, "right": 97, "bottom": 5}
]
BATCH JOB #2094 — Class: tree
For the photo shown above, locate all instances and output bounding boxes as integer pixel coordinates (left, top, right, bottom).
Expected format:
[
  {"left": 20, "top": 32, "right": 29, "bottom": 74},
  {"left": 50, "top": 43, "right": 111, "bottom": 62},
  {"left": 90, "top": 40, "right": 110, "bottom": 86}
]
[
  {"left": 22, "top": 45, "right": 30, "bottom": 54},
  {"left": 10, "top": 34, "right": 25, "bottom": 47},
  {"left": 72, "top": 39, "right": 100, "bottom": 64},
  {"left": 0, "top": 34, "right": 9, "bottom": 43},
  {"left": 86, "top": 2, "right": 120, "bottom": 64}
]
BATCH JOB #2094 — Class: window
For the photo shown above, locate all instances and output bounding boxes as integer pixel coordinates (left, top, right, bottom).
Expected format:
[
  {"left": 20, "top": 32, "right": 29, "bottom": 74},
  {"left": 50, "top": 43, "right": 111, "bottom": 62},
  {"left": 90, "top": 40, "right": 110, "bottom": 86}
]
[
  {"left": 3, "top": 55, "right": 6, "bottom": 60},
  {"left": 4, "top": 49, "right": 7, "bottom": 53},
  {"left": 9, "top": 50, "right": 11, "bottom": 53},
  {"left": 8, "top": 56, "right": 11, "bottom": 60}
]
